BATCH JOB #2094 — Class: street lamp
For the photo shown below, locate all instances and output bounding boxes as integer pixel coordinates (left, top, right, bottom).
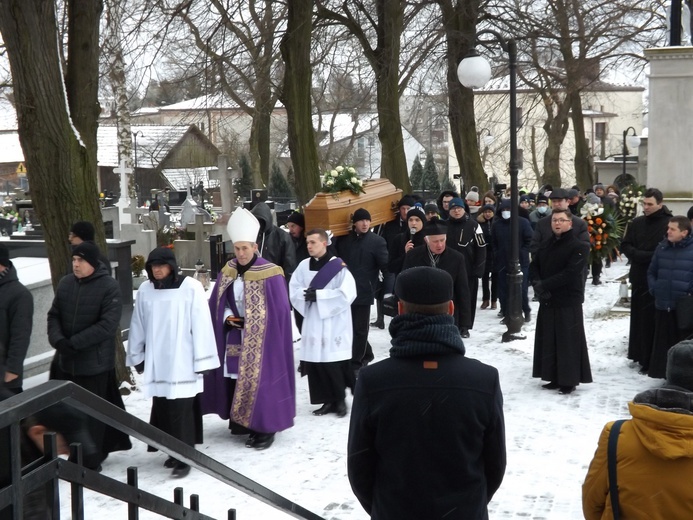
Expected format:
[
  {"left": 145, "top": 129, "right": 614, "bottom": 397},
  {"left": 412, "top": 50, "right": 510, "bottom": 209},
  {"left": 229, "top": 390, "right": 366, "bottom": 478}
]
[
  {"left": 618, "top": 127, "right": 640, "bottom": 188},
  {"left": 458, "top": 31, "right": 524, "bottom": 342},
  {"left": 132, "top": 130, "right": 143, "bottom": 205}
]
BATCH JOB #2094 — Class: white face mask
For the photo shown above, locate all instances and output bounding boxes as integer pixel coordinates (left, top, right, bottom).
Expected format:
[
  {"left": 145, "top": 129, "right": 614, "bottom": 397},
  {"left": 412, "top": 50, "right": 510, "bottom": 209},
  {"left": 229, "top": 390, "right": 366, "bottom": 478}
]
[
  {"left": 501, "top": 211, "right": 511, "bottom": 220},
  {"left": 537, "top": 206, "right": 548, "bottom": 214}
]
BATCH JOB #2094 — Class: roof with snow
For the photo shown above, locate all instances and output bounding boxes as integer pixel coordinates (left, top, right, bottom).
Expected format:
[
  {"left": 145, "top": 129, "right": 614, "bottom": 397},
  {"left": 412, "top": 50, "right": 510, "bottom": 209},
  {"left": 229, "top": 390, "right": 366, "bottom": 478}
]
[
  {"left": 97, "top": 125, "right": 195, "bottom": 168},
  {"left": 314, "top": 113, "right": 378, "bottom": 146},
  {"left": 161, "top": 167, "right": 220, "bottom": 191}
]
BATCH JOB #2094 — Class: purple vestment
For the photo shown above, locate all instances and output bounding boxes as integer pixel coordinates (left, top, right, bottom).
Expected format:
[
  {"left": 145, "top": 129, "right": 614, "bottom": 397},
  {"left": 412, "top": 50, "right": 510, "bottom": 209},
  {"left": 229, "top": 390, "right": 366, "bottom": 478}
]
[{"left": 200, "top": 257, "right": 296, "bottom": 433}]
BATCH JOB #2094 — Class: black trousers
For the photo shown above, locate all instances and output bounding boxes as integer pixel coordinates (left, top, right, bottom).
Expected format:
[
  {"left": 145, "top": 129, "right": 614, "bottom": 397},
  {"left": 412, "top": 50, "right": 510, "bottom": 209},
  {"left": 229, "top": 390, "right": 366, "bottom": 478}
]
[
  {"left": 350, "top": 304, "right": 373, "bottom": 369},
  {"left": 305, "top": 360, "right": 355, "bottom": 404}
]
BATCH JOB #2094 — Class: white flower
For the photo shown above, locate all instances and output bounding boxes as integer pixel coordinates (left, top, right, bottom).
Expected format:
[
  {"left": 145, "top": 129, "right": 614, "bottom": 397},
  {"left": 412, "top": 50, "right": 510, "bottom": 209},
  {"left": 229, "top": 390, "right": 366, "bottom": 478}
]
[
  {"left": 336, "top": 166, "right": 344, "bottom": 173},
  {"left": 347, "top": 167, "right": 355, "bottom": 174},
  {"left": 330, "top": 170, "right": 338, "bottom": 177},
  {"left": 326, "top": 180, "right": 334, "bottom": 186},
  {"left": 351, "top": 177, "right": 358, "bottom": 184},
  {"left": 357, "top": 179, "right": 363, "bottom": 185}
]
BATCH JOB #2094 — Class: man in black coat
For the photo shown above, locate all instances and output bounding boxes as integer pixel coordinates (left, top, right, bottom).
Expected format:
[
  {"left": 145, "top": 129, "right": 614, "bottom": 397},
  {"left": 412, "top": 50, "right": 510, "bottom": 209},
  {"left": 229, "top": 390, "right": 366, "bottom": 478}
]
[
  {"left": 336, "top": 208, "right": 393, "bottom": 373},
  {"left": 47, "top": 242, "right": 131, "bottom": 465},
  {"left": 402, "top": 221, "right": 472, "bottom": 337},
  {"left": 530, "top": 188, "right": 590, "bottom": 253},
  {"left": 252, "top": 202, "right": 297, "bottom": 278},
  {"left": 620, "top": 188, "right": 672, "bottom": 373},
  {"left": 347, "top": 267, "right": 506, "bottom": 520},
  {"left": 530, "top": 209, "right": 593, "bottom": 394},
  {"left": 0, "top": 245, "right": 33, "bottom": 394},
  {"left": 445, "top": 197, "right": 486, "bottom": 328}
]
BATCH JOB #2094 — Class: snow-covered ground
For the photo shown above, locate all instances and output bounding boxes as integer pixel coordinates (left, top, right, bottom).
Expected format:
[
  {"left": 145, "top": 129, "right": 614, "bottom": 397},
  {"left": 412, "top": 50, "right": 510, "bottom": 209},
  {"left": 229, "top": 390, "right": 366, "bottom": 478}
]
[{"left": 50, "top": 259, "right": 662, "bottom": 519}]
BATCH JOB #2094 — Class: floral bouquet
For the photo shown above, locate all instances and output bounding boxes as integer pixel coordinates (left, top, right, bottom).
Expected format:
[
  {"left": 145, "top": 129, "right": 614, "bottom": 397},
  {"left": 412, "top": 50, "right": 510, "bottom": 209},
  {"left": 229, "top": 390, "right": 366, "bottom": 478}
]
[
  {"left": 581, "top": 201, "right": 623, "bottom": 262},
  {"left": 321, "top": 165, "right": 365, "bottom": 195},
  {"left": 617, "top": 183, "right": 645, "bottom": 226}
]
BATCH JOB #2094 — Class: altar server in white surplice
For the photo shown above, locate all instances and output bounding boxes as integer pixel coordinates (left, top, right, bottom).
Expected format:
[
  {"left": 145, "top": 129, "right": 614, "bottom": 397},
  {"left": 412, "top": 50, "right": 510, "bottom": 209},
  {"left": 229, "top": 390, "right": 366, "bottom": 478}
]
[
  {"left": 290, "top": 228, "right": 357, "bottom": 418},
  {"left": 127, "top": 247, "right": 220, "bottom": 477}
]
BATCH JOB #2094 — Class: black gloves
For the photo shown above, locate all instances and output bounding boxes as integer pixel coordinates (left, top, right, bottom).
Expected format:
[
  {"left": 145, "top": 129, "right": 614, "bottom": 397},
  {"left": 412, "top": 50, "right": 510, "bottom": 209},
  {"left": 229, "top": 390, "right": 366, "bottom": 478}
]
[
  {"left": 304, "top": 287, "right": 317, "bottom": 303},
  {"left": 134, "top": 361, "right": 145, "bottom": 374},
  {"left": 55, "top": 339, "right": 76, "bottom": 355},
  {"left": 533, "top": 281, "right": 551, "bottom": 300}
]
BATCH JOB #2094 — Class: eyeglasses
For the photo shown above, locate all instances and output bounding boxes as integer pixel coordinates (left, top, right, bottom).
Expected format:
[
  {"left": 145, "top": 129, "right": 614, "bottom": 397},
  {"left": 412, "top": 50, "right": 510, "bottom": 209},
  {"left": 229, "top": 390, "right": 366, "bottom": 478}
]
[{"left": 551, "top": 218, "right": 571, "bottom": 223}]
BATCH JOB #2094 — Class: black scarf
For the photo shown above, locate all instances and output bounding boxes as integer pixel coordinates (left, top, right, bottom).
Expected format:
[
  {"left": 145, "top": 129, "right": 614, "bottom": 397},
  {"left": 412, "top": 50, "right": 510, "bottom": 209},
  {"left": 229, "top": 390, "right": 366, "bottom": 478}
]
[
  {"left": 389, "top": 313, "right": 466, "bottom": 358},
  {"left": 236, "top": 254, "right": 258, "bottom": 277}
]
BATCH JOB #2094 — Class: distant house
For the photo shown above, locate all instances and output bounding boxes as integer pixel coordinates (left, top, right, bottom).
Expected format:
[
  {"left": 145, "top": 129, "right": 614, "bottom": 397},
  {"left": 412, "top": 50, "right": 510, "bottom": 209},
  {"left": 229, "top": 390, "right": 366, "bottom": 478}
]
[
  {"left": 97, "top": 124, "right": 220, "bottom": 204},
  {"left": 308, "top": 112, "right": 425, "bottom": 179},
  {"left": 0, "top": 111, "right": 220, "bottom": 204},
  {"left": 448, "top": 73, "right": 645, "bottom": 191}
]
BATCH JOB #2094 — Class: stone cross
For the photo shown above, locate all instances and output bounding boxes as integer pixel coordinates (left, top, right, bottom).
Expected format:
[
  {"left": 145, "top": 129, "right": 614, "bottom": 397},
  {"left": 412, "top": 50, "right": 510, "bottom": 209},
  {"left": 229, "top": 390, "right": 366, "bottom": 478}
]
[{"left": 114, "top": 159, "right": 133, "bottom": 226}]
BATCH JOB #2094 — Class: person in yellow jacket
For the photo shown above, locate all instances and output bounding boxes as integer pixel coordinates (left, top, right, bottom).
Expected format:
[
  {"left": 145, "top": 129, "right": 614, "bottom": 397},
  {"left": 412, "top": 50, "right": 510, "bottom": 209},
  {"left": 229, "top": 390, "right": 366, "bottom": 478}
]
[{"left": 582, "top": 340, "right": 693, "bottom": 519}]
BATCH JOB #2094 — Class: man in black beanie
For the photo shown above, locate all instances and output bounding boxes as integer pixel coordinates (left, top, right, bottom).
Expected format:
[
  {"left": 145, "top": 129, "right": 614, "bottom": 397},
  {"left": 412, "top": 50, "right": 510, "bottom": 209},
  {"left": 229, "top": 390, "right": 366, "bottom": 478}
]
[
  {"left": 68, "top": 220, "right": 112, "bottom": 276},
  {"left": 286, "top": 211, "right": 309, "bottom": 264},
  {"left": 336, "top": 208, "right": 393, "bottom": 375},
  {"left": 348, "top": 267, "right": 506, "bottom": 520},
  {"left": 47, "top": 241, "right": 131, "bottom": 467}
]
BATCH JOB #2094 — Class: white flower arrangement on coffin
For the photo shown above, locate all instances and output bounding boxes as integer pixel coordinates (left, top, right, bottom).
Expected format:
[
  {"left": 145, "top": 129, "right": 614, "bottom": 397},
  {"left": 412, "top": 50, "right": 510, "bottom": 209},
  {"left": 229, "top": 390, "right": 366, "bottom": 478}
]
[{"left": 321, "top": 165, "right": 366, "bottom": 195}]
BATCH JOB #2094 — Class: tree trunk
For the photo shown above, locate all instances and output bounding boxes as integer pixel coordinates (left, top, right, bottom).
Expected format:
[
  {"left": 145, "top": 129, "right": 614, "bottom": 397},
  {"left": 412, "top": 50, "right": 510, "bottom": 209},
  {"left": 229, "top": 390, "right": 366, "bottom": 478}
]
[
  {"left": 280, "top": 0, "right": 321, "bottom": 207},
  {"left": 569, "top": 92, "right": 594, "bottom": 189},
  {"left": 541, "top": 94, "right": 571, "bottom": 187},
  {"left": 375, "top": 0, "right": 411, "bottom": 193},
  {"left": 0, "top": 0, "right": 105, "bottom": 286},
  {"left": 440, "top": 0, "right": 488, "bottom": 194}
]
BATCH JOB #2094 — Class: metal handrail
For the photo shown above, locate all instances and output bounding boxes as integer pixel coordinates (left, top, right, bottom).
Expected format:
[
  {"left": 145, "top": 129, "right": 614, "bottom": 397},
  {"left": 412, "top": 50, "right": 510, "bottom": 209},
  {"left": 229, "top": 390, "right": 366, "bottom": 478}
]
[{"left": 0, "top": 380, "right": 322, "bottom": 520}]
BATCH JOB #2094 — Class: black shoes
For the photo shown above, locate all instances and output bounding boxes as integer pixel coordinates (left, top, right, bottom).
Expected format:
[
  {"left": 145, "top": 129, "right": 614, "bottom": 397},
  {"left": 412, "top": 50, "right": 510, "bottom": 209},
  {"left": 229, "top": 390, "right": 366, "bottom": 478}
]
[
  {"left": 313, "top": 400, "right": 348, "bottom": 417},
  {"left": 312, "top": 403, "right": 334, "bottom": 416},
  {"left": 370, "top": 320, "right": 385, "bottom": 329},
  {"left": 252, "top": 433, "right": 275, "bottom": 450},
  {"left": 172, "top": 461, "right": 190, "bottom": 478},
  {"left": 592, "top": 277, "right": 602, "bottom": 285},
  {"left": 524, "top": 312, "right": 531, "bottom": 323},
  {"left": 164, "top": 456, "right": 177, "bottom": 468},
  {"left": 244, "top": 432, "right": 275, "bottom": 449},
  {"left": 334, "top": 400, "right": 347, "bottom": 418},
  {"left": 541, "top": 382, "right": 559, "bottom": 389},
  {"left": 461, "top": 329, "right": 470, "bottom": 339},
  {"left": 559, "top": 386, "right": 576, "bottom": 395}
]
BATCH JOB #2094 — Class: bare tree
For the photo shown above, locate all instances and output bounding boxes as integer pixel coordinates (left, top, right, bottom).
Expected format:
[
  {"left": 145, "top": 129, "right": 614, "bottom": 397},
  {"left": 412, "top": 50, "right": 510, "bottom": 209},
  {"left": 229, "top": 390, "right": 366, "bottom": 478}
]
[
  {"left": 493, "top": 0, "right": 665, "bottom": 188},
  {"left": 280, "top": 0, "right": 321, "bottom": 206},
  {"left": 0, "top": 0, "right": 105, "bottom": 285},
  {"left": 316, "top": 1, "right": 441, "bottom": 193},
  {"left": 154, "top": 0, "right": 287, "bottom": 189}
]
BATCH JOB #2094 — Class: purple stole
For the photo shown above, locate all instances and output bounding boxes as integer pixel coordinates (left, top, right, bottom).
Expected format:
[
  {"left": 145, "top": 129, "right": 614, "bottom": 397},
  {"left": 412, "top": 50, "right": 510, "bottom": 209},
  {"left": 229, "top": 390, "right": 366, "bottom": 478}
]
[
  {"left": 309, "top": 257, "right": 346, "bottom": 290},
  {"left": 223, "top": 283, "right": 243, "bottom": 374}
]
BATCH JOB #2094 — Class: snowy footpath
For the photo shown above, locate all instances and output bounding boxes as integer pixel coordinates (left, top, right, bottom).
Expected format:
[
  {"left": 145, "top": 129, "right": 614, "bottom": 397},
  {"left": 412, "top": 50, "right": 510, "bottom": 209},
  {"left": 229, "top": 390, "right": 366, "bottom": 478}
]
[{"left": 55, "top": 260, "right": 661, "bottom": 519}]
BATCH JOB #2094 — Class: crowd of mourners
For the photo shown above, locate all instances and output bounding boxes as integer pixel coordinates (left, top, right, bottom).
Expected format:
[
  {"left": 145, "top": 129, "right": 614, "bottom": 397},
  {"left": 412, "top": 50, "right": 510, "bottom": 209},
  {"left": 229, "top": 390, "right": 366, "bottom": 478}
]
[{"left": 2, "top": 180, "right": 693, "bottom": 519}]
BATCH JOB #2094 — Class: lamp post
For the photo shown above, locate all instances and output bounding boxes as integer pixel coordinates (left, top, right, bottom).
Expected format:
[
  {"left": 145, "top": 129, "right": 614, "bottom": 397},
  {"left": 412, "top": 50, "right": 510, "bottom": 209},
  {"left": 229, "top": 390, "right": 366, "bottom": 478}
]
[
  {"left": 132, "top": 130, "right": 143, "bottom": 205},
  {"left": 619, "top": 127, "right": 640, "bottom": 187},
  {"left": 458, "top": 31, "right": 524, "bottom": 342}
]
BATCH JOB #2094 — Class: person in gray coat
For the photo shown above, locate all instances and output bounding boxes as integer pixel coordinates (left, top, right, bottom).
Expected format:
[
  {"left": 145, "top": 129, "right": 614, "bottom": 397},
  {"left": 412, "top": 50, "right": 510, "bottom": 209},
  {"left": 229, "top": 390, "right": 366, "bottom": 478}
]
[{"left": 47, "top": 241, "right": 131, "bottom": 466}]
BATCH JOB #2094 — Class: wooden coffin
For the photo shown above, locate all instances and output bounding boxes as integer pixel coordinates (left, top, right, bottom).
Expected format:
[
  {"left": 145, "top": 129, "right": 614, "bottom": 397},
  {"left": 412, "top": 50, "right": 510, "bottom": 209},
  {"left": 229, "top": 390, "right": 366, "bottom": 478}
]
[{"left": 304, "top": 178, "right": 403, "bottom": 236}]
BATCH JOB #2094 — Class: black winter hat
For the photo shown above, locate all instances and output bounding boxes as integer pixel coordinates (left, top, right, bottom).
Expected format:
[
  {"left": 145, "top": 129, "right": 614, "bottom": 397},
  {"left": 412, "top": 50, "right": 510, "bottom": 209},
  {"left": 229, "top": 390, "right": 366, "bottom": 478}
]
[
  {"left": 396, "top": 267, "right": 453, "bottom": 305},
  {"left": 72, "top": 242, "right": 100, "bottom": 269},
  {"left": 352, "top": 208, "right": 371, "bottom": 223},
  {"left": 70, "top": 221, "right": 95, "bottom": 241},
  {"left": 398, "top": 195, "right": 416, "bottom": 208},
  {"left": 666, "top": 340, "right": 693, "bottom": 391},
  {"left": 286, "top": 212, "right": 305, "bottom": 228},
  {"left": 423, "top": 221, "right": 448, "bottom": 236},
  {"left": 0, "top": 244, "right": 9, "bottom": 266},
  {"left": 549, "top": 188, "right": 570, "bottom": 199},
  {"left": 406, "top": 205, "right": 426, "bottom": 222}
]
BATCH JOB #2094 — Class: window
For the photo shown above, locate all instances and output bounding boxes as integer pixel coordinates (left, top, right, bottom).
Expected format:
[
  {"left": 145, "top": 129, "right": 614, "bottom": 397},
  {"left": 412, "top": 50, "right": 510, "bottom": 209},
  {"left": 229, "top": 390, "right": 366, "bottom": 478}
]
[
  {"left": 357, "top": 138, "right": 365, "bottom": 158},
  {"left": 595, "top": 122, "right": 606, "bottom": 140}
]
